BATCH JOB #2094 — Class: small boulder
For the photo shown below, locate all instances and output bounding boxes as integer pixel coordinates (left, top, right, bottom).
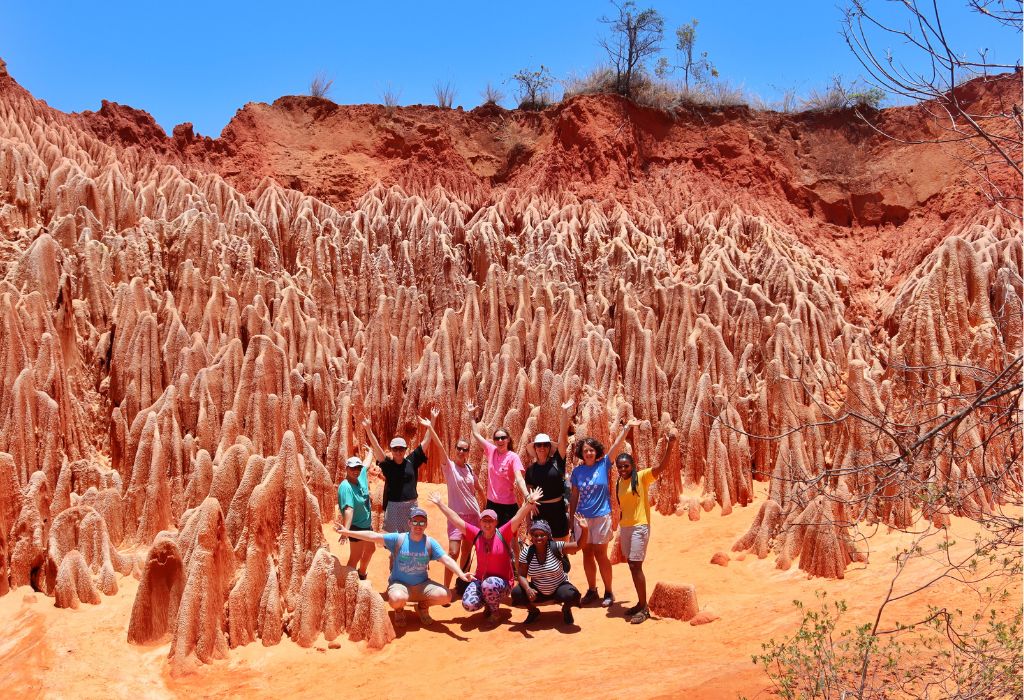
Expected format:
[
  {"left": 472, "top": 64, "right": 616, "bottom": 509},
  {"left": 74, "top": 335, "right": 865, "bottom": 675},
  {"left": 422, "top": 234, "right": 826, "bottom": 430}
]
[
  {"left": 710, "top": 551, "right": 730, "bottom": 567},
  {"left": 648, "top": 582, "right": 699, "bottom": 622}
]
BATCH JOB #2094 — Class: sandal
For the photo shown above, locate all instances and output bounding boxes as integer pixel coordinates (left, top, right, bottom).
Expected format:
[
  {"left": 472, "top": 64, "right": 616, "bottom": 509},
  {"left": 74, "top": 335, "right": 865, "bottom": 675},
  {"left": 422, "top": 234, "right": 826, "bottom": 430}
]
[
  {"left": 629, "top": 607, "right": 650, "bottom": 624},
  {"left": 416, "top": 603, "right": 434, "bottom": 625},
  {"left": 393, "top": 609, "right": 407, "bottom": 627},
  {"left": 625, "top": 603, "right": 643, "bottom": 617}
]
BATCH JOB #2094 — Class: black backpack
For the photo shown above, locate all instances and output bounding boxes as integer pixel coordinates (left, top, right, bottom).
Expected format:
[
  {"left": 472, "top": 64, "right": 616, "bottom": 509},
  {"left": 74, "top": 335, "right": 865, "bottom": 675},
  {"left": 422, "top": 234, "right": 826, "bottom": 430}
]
[{"left": 526, "top": 541, "right": 571, "bottom": 573}]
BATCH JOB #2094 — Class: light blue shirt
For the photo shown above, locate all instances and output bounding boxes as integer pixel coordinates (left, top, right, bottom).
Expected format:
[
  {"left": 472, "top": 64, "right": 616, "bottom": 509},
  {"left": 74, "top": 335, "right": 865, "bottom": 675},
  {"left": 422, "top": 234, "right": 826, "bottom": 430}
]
[{"left": 383, "top": 533, "right": 445, "bottom": 586}]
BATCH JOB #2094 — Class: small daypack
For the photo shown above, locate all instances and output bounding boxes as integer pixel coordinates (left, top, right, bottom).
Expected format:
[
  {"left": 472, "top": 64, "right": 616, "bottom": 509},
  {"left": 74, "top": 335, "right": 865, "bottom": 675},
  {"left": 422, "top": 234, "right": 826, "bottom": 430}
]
[{"left": 526, "top": 541, "right": 571, "bottom": 573}]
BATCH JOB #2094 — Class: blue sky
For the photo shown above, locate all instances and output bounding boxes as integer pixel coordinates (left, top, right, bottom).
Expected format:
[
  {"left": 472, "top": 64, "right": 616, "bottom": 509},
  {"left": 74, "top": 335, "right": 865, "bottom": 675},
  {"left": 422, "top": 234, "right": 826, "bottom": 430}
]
[{"left": 3, "top": 1, "right": 1019, "bottom": 137}]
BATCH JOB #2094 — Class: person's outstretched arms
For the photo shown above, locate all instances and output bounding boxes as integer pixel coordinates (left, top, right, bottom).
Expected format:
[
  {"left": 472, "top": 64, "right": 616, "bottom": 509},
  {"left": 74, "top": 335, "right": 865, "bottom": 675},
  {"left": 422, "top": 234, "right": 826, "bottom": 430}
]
[
  {"left": 362, "top": 418, "right": 387, "bottom": 463},
  {"left": 427, "top": 491, "right": 467, "bottom": 535},
  {"left": 466, "top": 402, "right": 489, "bottom": 449},
  {"left": 508, "top": 487, "right": 543, "bottom": 532},
  {"left": 562, "top": 514, "right": 589, "bottom": 555},
  {"left": 557, "top": 398, "right": 574, "bottom": 457},
  {"left": 651, "top": 429, "right": 678, "bottom": 478},
  {"left": 339, "top": 527, "right": 386, "bottom": 545},
  {"left": 438, "top": 553, "right": 474, "bottom": 582},
  {"left": 418, "top": 407, "right": 439, "bottom": 454},
  {"left": 608, "top": 417, "right": 642, "bottom": 458},
  {"left": 427, "top": 414, "right": 452, "bottom": 466}
]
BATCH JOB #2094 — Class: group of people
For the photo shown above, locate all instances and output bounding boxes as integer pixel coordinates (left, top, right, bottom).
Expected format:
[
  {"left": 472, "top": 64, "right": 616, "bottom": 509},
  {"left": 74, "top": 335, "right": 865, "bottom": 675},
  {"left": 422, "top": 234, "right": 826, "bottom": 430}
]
[{"left": 335, "top": 403, "right": 675, "bottom": 628}]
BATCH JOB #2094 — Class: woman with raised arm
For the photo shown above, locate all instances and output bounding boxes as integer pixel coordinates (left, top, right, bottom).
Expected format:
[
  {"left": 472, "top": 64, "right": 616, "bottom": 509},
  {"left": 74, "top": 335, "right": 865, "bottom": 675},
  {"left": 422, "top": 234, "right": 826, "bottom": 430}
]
[
  {"left": 428, "top": 486, "right": 541, "bottom": 624},
  {"left": 511, "top": 515, "right": 588, "bottom": 626},
  {"left": 424, "top": 418, "right": 482, "bottom": 591},
  {"left": 362, "top": 413, "right": 434, "bottom": 533},
  {"left": 614, "top": 429, "right": 676, "bottom": 624},
  {"left": 466, "top": 402, "right": 528, "bottom": 526},
  {"left": 568, "top": 418, "right": 641, "bottom": 608},
  {"left": 524, "top": 398, "right": 574, "bottom": 540}
]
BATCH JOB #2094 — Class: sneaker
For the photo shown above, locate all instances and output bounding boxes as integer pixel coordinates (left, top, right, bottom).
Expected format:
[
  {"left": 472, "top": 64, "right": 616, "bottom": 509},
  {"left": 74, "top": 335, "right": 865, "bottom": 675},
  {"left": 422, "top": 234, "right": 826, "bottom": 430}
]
[
  {"left": 625, "top": 603, "right": 643, "bottom": 617},
  {"left": 416, "top": 603, "right": 434, "bottom": 625},
  {"left": 601, "top": 592, "right": 615, "bottom": 608},
  {"left": 629, "top": 607, "right": 651, "bottom": 624},
  {"left": 393, "top": 609, "right": 407, "bottom": 628},
  {"left": 562, "top": 603, "right": 575, "bottom": 625},
  {"left": 580, "top": 589, "right": 600, "bottom": 606},
  {"left": 523, "top": 608, "right": 541, "bottom": 625}
]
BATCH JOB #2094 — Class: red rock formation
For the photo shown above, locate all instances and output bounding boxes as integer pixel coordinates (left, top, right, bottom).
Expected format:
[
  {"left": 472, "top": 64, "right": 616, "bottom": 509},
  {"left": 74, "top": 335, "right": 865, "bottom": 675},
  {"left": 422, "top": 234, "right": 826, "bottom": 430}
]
[
  {"left": 649, "top": 582, "right": 700, "bottom": 622},
  {"left": 0, "top": 62, "right": 1019, "bottom": 670}
]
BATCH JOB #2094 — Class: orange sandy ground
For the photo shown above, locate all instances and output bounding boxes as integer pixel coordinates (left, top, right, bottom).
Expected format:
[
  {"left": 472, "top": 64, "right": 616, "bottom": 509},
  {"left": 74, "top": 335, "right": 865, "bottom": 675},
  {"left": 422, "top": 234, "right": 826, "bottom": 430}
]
[{"left": 0, "top": 485, "right": 1015, "bottom": 700}]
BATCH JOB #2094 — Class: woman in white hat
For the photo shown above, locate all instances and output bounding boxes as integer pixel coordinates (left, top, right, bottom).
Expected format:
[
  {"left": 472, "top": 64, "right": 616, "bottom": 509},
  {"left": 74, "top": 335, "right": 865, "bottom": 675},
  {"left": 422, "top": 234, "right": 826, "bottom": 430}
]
[
  {"left": 362, "top": 411, "right": 436, "bottom": 532},
  {"left": 524, "top": 398, "right": 574, "bottom": 540},
  {"left": 336, "top": 451, "right": 376, "bottom": 579}
]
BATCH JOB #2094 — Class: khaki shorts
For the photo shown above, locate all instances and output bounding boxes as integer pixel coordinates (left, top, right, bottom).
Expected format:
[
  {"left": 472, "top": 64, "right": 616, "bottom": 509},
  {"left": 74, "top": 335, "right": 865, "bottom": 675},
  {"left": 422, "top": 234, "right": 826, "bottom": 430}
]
[
  {"left": 619, "top": 524, "right": 650, "bottom": 562},
  {"left": 573, "top": 514, "right": 613, "bottom": 545},
  {"left": 386, "top": 580, "right": 450, "bottom": 604}
]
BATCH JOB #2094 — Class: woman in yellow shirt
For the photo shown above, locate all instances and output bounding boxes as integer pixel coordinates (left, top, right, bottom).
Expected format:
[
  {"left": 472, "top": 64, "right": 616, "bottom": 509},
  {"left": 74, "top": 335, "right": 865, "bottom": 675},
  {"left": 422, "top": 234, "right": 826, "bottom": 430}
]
[{"left": 614, "top": 431, "right": 676, "bottom": 624}]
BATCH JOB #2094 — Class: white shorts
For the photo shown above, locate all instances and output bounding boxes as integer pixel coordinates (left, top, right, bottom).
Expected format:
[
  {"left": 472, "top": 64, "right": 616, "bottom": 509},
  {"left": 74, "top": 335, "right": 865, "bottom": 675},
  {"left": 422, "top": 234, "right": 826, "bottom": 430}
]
[
  {"left": 619, "top": 525, "right": 650, "bottom": 561},
  {"left": 574, "top": 514, "right": 613, "bottom": 545}
]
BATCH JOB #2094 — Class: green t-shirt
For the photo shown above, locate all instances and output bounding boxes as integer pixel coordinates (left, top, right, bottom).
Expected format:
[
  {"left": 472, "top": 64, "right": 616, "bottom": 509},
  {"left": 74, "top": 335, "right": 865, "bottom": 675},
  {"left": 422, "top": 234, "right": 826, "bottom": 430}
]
[{"left": 338, "top": 467, "right": 372, "bottom": 529}]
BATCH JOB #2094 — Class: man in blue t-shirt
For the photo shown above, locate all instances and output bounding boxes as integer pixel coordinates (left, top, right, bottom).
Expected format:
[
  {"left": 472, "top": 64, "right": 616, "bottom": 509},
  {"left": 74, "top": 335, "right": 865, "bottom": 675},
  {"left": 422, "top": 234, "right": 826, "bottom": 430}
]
[{"left": 340, "top": 507, "right": 474, "bottom": 627}]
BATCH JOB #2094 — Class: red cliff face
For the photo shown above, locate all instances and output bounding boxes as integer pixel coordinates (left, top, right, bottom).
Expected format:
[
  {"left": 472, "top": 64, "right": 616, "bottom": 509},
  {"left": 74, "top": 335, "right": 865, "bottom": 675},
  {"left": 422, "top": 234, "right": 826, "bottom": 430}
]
[{"left": 0, "top": 60, "right": 1019, "bottom": 671}]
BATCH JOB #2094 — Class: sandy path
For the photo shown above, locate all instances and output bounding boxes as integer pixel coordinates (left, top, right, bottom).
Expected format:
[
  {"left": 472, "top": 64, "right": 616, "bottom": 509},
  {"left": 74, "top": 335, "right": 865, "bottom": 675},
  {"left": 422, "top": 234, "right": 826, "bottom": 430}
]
[{"left": 0, "top": 485, "right": 1010, "bottom": 699}]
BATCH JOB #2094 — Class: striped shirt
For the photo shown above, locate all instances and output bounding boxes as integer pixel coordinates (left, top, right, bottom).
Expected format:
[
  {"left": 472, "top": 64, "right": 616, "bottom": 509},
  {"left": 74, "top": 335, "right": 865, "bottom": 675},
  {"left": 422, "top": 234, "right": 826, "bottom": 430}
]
[{"left": 518, "top": 542, "right": 567, "bottom": 595}]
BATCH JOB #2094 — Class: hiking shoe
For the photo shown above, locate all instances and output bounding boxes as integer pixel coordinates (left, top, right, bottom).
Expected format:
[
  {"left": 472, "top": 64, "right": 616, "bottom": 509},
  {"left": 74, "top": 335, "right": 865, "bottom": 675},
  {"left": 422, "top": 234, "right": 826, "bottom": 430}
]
[
  {"left": 416, "top": 603, "right": 434, "bottom": 625},
  {"left": 601, "top": 592, "right": 615, "bottom": 608},
  {"left": 393, "top": 609, "right": 407, "bottom": 628},
  {"left": 580, "top": 589, "right": 600, "bottom": 606},
  {"left": 629, "top": 607, "right": 650, "bottom": 624},
  {"left": 523, "top": 608, "right": 541, "bottom": 625},
  {"left": 562, "top": 603, "right": 575, "bottom": 625},
  {"left": 625, "top": 603, "right": 644, "bottom": 617}
]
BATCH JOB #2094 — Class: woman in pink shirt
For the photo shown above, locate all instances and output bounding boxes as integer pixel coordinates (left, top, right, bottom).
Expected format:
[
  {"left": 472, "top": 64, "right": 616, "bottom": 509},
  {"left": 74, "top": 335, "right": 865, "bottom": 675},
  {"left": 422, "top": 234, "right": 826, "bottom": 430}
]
[
  {"left": 424, "top": 419, "right": 482, "bottom": 591},
  {"left": 428, "top": 486, "right": 541, "bottom": 624},
  {"left": 467, "top": 402, "right": 528, "bottom": 526}
]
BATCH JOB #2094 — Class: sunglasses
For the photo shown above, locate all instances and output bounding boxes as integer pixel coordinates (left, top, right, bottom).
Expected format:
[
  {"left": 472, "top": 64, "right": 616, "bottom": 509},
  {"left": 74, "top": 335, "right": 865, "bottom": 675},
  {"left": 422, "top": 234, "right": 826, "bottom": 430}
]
[
  {"left": 410, "top": 519, "right": 428, "bottom": 526},
  {"left": 455, "top": 446, "right": 470, "bottom": 453},
  {"left": 493, "top": 435, "right": 508, "bottom": 441},
  {"left": 534, "top": 443, "right": 552, "bottom": 448}
]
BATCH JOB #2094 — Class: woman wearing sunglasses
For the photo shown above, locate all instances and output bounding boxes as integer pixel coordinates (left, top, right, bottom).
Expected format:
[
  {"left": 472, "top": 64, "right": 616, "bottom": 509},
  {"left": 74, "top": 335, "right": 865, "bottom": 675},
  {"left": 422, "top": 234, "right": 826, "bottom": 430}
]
[
  {"left": 466, "top": 403, "right": 528, "bottom": 526},
  {"left": 511, "top": 515, "right": 589, "bottom": 625},
  {"left": 569, "top": 418, "right": 641, "bottom": 608},
  {"left": 524, "top": 398, "right": 575, "bottom": 540},
  {"left": 423, "top": 420, "right": 481, "bottom": 592}
]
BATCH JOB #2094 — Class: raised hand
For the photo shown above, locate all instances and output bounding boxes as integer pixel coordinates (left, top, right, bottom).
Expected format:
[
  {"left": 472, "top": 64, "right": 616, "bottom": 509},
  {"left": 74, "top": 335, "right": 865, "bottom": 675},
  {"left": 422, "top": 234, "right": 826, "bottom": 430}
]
[
  {"left": 561, "top": 398, "right": 575, "bottom": 411},
  {"left": 430, "top": 407, "right": 440, "bottom": 421},
  {"left": 527, "top": 486, "right": 544, "bottom": 504},
  {"left": 466, "top": 402, "right": 478, "bottom": 416},
  {"left": 361, "top": 417, "right": 372, "bottom": 429},
  {"left": 573, "top": 513, "right": 589, "bottom": 529},
  {"left": 427, "top": 491, "right": 443, "bottom": 505},
  {"left": 626, "top": 417, "right": 642, "bottom": 429},
  {"left": 418, "top": 415, "right": 431, "bottom": 427}
]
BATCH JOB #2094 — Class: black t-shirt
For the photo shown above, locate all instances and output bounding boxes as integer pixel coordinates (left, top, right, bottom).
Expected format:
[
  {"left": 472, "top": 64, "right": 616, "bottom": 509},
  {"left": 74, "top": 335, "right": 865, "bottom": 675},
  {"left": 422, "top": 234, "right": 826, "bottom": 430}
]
[
  {"left": 524, "top": 450, "right": 567, "bottom": 499},
  {"left": 379, "top": 445, "right": 427, "bottom": 505}
]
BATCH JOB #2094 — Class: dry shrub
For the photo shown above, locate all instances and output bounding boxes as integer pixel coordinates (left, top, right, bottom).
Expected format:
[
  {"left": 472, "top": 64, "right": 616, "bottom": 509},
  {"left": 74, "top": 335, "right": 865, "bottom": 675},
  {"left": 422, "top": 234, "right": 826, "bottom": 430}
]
[
  {"left": 433, "top": 81, "right": 456, "bottom": 109},
  {"left": 309, "top": 71, "right": 333, "bottom": 99},
  {"left": 563, "top": 66, "right": 618, "bottom": 99},
  {"left": 481, "top": 83, "right": 505, "bottom": 106}
]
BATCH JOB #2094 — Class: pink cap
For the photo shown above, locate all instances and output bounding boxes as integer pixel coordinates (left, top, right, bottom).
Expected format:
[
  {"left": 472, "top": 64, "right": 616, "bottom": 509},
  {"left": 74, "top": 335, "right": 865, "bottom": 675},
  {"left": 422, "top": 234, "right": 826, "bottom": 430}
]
[{"left": 480, "top": 509, "right": 498, "bottom": 521}]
